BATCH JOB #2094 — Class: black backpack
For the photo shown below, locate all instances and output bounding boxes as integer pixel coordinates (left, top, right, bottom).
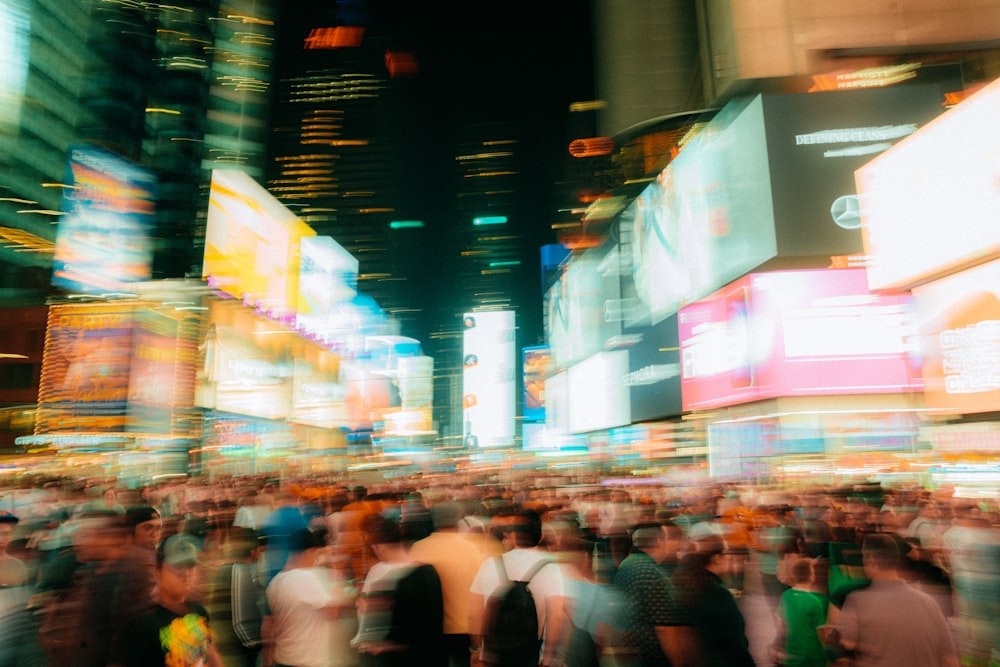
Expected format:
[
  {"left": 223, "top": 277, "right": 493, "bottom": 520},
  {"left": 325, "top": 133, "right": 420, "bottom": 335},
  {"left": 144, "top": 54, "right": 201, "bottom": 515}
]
[{"left": 481, "top": 556, "right": 550, "bottom": 667}]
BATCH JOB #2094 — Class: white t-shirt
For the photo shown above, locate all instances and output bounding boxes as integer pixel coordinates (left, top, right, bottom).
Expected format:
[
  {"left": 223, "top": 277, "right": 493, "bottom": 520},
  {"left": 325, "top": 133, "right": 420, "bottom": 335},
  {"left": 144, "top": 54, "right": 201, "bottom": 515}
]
[
  {"left": 268, "top": 566, "right": 353, "bottom": 667},
  {"left": 470, "top": 549, "right": 564, "bottom": 640}
]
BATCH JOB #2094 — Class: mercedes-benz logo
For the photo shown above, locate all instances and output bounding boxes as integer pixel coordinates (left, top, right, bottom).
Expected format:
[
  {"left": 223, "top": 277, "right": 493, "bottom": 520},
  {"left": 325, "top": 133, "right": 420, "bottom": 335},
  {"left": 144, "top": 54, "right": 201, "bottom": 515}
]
[{"left": 830, "top": 195, "right": 862, "bottom": 230}]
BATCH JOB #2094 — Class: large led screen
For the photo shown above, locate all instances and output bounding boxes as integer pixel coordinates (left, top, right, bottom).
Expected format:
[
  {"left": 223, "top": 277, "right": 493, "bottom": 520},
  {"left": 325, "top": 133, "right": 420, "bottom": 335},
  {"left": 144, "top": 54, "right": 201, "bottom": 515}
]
[
  {"left": 680, "top": 269, "right": 921, "bottom": 410},
  {"left": 52, "top": 145, "right": 156, "bottom": 293},
  {"left": 463, "top": 311, "right": 515, "bottom": 447},
  {"left": 36, "top": 304, "right": 136, "bottom": 433},
  {"left": 625, "top": 316, "right": 683, "bottom": 422},
  {"left": 522, "top": 345, "right": 553, "bottom": 423},
  {"left": 911, "top": 258, "right": 1000, "bottom": 415},
  {"left": 858, "top": 77, "right": 1000, "bottom": 290},
  {"left": 567, "top": 350, "right": 630, "bottom": 434},
  {"left": 296, "top": 235, "right": 358, "bottom": 330},
  {"left": 763, "top": 83, "right": 950, "bottom": 257},
  {"left": 203, "top": 170, "right": 315, "bottom": 317},
  {"left": 629, "top": 95, "right": 776, "bottom": 326}
]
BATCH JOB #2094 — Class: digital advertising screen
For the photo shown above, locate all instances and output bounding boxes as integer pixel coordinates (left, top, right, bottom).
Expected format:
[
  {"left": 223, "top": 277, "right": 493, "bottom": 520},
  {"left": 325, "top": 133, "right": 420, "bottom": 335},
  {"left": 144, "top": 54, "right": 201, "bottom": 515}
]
[
  {"left": 522, "top": 345, "right": 554, "bottom": 423},
  {"left": 680, "top": 268, "right": 921, "bottom": 411},
  {"left": 858, "top": 76, "right": 1000, "bottom": 290},
  {"left": 625, "top": 315, "right": 683, "bottom": 422},
  {"left": 463, "top": 310, "right": 515, "bottom": 447},
  {"left": 296, "top": 235, "right": 358, "bottom": 321},
  {"left": 290, "top": 357, "right": 347, "bottom": 429},
  {"left": 195, "top": 324, "right": 293, "bottom": 421},
  {"left": 126, "top": 306, "right": 202, "bottom": 438},
  {"left": 36, "top": 304, "right": 136, "bottom": 433},
  {"left": 203, "top": 169, "right": 316, "bottom": 317},
  {"left": 567, "top": 350, "right": 630, "bottom": 434},
  {"left": 545, "top": 245, "right": 621, "bottom": 369},
  {"left": 52, "top": 144, "right": 156, "bottom": 293},
  {"left": 911, "top": 258, "right": 1000, "bottom": 415},
  {"left": 0, "top": 0, "right": 29, "bottom": 132},
  {"left": 763, "top": 83, "right": 951, "bottom": 257},
  {"left": 629, "top": 95, "right": 777, "bottom": 326}
]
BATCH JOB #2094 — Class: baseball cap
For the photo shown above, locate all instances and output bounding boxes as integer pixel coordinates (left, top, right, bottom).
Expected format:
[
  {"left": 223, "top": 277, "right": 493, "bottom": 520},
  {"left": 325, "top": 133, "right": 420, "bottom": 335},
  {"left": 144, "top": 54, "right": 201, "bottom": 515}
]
[
  {"left": 157, "top": 534, "right": 199, "bottom": 568},
  {"left": 125, "top": 505, "right": 160, "bottom": 529},
  {"left": 0, "top": 511, "right": 18, "bottom": 525}
]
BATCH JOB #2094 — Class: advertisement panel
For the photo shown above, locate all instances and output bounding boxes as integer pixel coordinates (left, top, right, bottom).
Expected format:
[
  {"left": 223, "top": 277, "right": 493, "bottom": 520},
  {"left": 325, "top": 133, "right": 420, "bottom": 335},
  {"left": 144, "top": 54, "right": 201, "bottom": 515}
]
[
  {"left": 290, "top": 357, "right": 346, "bottom": 429},
  {"left": 858, "top": 77, "right": 1000, "bottom": 290},
  {"left": 680, "top": 269, "right": 921, "bottom": 410},
  {"left": 296, "top": 235, "right": 358, "bottom": 322},
  {"left": 567, "top": 350, "right": 630, "bottom": 434},
  {"left": 202, "top": 169, "right": 316, "bottom": 317},
  {"left": 625, "top": 315, "right": 682, "bottom": 422},
  {"left": 463, "top": 311, "right": 515, "bottom": 447},
  {"left": 522, "top": 345, "right": 553, "bottom": 423},
  {"left": 763, "top": 83, "right": 951, "bottom": 257},
  {"left": 52, "top": 144, "right": 156, "bottom": 293},
  {"left": 126, "top": 306, "right": 202, "bottom": 437},
  {"left": 36, "top": 304, "right": 136, "bottom": 433},
  {"left": 911, "top": 258, "right": 1000, "bottom": 415},
  {"left": 195, "top": 324, "right": 292, "bottom": 421}
]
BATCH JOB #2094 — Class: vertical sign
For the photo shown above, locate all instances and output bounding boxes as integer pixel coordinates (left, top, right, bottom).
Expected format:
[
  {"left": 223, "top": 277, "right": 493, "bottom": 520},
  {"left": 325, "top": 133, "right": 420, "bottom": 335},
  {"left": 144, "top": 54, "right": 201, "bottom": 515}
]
[{"left": 463, "top": 311, "right": 515, "bottom": 447}]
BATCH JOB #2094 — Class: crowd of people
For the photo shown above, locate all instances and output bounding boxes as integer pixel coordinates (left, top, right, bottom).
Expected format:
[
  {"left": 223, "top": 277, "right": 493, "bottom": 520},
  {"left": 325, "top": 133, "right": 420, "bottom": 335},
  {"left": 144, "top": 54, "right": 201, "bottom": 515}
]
[{"left": 0, "top": 473, "right": 997, "bottom": 667}]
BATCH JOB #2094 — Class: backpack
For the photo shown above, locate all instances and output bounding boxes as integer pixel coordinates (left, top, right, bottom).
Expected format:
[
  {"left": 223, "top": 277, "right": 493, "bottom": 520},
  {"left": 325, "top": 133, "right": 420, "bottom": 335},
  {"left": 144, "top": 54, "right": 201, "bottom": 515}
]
[
  {"left": 481, "top": 556, "right": 550, "bottom": 667},
  {"left": 558, "top": 583, "right": 601, "bottom": 667}
]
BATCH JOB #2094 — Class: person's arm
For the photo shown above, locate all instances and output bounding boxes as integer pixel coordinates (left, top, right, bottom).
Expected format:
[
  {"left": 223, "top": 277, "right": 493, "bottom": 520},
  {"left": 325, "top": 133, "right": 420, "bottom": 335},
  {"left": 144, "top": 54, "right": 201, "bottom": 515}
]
[
  {"left": 539, "top": 594, "right": 566, "bottom": 667},
  {"left": 655, "top": 625, "right": 697, "bottom": 667},
  {"left": 260, "top": 614, "right": 275, "bottom": 667},
  {"left": 205, "top": 641, "right": 225, "bottom": 667}
]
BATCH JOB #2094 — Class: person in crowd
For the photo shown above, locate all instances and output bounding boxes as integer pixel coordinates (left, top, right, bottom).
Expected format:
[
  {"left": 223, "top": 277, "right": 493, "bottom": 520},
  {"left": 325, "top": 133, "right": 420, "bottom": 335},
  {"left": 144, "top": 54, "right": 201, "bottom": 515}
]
[
  {"left": 772, "top": 557, "right": 829, "bottom": 667},
  {"left": 38, "top": 510, "right": 133, "bottom": 666},
  {"left": 259, "top": 493, "right": 309, "bottom": 584},
  {"left": 410, "top": 501, "right": 500, "bottom": 667},
  {"left": 264, "top": 527, "right": 356, "bottom": 667},
  {"left": 612, "top": 522, "right": 691, "bottom": 667},
  {"left": 825, "top": 532, "right": 958, "bottom": 667},
  {"left": 110, "top": 533, "right": 223, "bottom": 667},
  {"left": 117, "top": 504, "right": 163, "bottom": 618},
  {"left": 940, "top": 501, "right": 1000, "bottom": 665},
  {"left": 755, "top": 504, "right": 800, "bottom": 612},
  {"left": 233, "top": 492, "right": 274, "bottom": 531},
  {"left": 0, "top": 510, "right": 28, "bottom": 587},
  {"left": 204, "top": 526, "right": 266, "bottom": 667},
  {"left": 672, "top": 534, "right": 755, "bottom": 667},
  {"left": 353, "top": 513, "right": 445, "bottom": 667},
  {"left": 469, "top": 508, "right": 565, "bottom": 667}
]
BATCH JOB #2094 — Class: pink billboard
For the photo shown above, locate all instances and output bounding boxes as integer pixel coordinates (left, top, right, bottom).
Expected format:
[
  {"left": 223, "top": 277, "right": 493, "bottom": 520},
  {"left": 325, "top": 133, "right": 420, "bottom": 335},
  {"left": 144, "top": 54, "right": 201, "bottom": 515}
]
[{"left": 679, "top": 268, "right": 922, "bottom": 410}]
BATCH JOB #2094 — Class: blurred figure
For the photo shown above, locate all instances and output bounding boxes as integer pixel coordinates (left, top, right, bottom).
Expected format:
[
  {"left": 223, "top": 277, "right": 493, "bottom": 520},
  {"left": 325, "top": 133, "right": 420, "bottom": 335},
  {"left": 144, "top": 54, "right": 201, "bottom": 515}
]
[
  {"left": 772, "top": 558, "right": 829, "bottom": 667},
  {"left": 410, "top": 501, "right": 498, "bottom": 667},
  {"left": 470, "top": 508, "right": 565, "bottom": 667},
  {"left": 0, "top": 510, "right": 44, "bottom": 666},
  {"left": 612, "top": 523, "right": 691, "bottom": 667},
  {"left": 265, "top": 527, "right": 356, "bottom": 667},
  {"left": 259, "top": 493, "right": 309, "bottom": 584},
  {"left": 110, "top": 534, "right": 223, "bottom": 666},
  {"left": 233, "top": 492, "right": 273, "bottom": 531},
  {"left": 826, "top": 532, "right": 957, "bottom": 667},
  {"left": 353, "top": 514, "right": 445, "bottom": 667},
  {"left": 672, "top": 535, "right": 754, "bottom": 667},
  {"left": 39, "top": 511, "right": 132, "bottom": 666},
  {"left": 555, "top": 534, "right": 628, "bottom": 667},
  {"left": 118, "top": 504, "right": 163, "bottom": 619},
  {"left": 205, "top": 526, "right": 265, "bottom": 667},
  {"left": 941, "top": 501, "right": 1000, "bottom": 665}
]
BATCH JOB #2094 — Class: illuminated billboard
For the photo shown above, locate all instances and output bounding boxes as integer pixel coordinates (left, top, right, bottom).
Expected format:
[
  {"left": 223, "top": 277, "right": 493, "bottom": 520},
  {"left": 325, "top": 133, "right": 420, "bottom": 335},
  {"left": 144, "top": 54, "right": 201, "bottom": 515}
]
[
  {"left": 858, "top": 77, "right": 1000, "bottom": 290},
  {"left": 290, "top": 357, "right": 347, "bottom": 429},
  {"left": 911, "top": 258, "right": 1000, "bottom": 415},
  {"left": 203, "top": 169, "right": 316, "bottom": 317},
  {"left": 523, "top": 346, "right": 553, "bottom": 423},
  {"left": 52, "top": 144, "right": 156, "bottom": 293},
  {"left": 680, "top": 269, "right": 921, "bottom": 411},
  {"left": 463, "top": 311, "right": 515, "bottom": 447},
  {"left": 296, "top": 235, "right": 358, "bottom": 320},
  {"left": 126, "top": 306, "right": 202, "bottom": 438},
  {"left": 36, "top": 304, "right": 136, "bottom": 433},
  {"left": 195, "top": 324, "right": 293, "bottom": 421},
  {"left": 0, "top": 1, "right": 29, "bottom": 132}
]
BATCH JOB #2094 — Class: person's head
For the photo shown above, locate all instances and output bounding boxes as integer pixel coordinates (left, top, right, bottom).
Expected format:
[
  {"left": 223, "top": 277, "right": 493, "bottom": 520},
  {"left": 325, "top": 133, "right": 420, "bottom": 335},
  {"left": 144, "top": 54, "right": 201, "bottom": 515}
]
[
  {"left": 631, "top": 522, "right": 670, "bottom": 561},
  {"left": 0, "top": 512, "right": 18, "bottom": 553},
  {"left": 492, "top": 509, "right": 543, "bottom": 550},
  {"left": 790, "top": 557, "right": 813, "bottom": 587},
  {"left": 431, "top": 501, "right": 464, "bottom": 532},
  {"left": 73, "top": 511, "right": 127, "bottom": 563},
  {"left": 156, "top": 534, "right": 201, "bottom": 605},
  {"left": 862, "top": 532, "right": 903, "bottom": 579},
  {"left": 125, "top": 505, "right": 162, "bottom": 550}
]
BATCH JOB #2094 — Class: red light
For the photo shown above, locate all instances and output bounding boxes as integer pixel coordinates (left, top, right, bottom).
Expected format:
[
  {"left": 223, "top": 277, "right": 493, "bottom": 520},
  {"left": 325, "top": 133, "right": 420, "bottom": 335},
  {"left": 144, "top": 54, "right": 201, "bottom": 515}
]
[
  {"left": 568, "top": 137, "right": 615, "bottom": 158},
  {"left": 304, "top": 27, "right": 364, "bottom": 49},
  {"left": 385, "top": 51, "right": 419, "bottom": 78}
]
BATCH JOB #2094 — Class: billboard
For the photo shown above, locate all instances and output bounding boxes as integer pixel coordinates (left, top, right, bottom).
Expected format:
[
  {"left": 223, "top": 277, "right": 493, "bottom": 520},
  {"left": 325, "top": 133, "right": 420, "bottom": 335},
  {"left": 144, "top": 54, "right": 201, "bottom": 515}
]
[
  {"left": 911, "top": 258, "right": 1000, "bottom": 415},
  {"left": 203, "top": 169, "right": 316, "bottom": 318},
  {"left": 52, "top": 144, "right": 156, "bottom": 293},
  {"left": 36, "top": 304, "right": 136, "bottom": 433},
  {"left": 296, "top": 235, "right": 358, "bottom": 323},
  {"left": 463, "top": 311, "right": 515, "bottom": 447},
  {"left": 858, "top": 77, "right": 1000, "bottom": 290},
  {"left": 523, "top": 346, "right": 553, "bottom": 423},
  {"left": 680, "top": 269, "right": 921, "bottom": 411},
  {"left": 125, "top": 306, "right": 202, "bottom": 437}
]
